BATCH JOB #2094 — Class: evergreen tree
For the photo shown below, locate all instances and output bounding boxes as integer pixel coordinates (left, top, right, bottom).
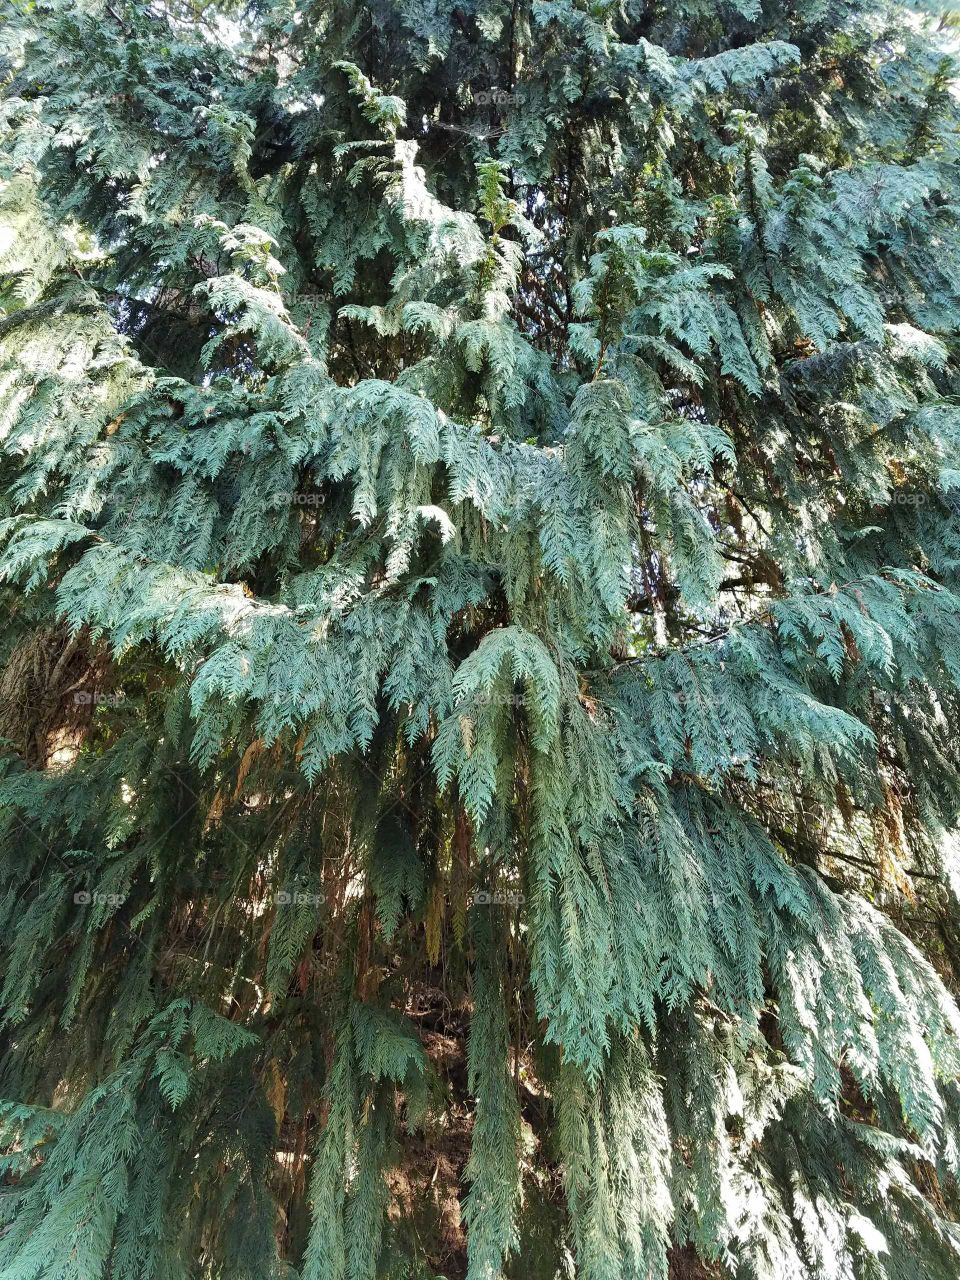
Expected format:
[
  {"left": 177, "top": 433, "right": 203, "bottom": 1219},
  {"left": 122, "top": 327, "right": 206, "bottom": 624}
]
[{"left": 2, "top": 0, "right": 960, "bottom": 1274}]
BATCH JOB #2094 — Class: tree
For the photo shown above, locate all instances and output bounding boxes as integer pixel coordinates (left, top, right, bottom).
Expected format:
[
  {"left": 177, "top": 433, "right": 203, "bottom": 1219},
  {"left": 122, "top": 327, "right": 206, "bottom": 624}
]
[{"left": 1, "top": 0, "right": 960, "bottom": 1274}]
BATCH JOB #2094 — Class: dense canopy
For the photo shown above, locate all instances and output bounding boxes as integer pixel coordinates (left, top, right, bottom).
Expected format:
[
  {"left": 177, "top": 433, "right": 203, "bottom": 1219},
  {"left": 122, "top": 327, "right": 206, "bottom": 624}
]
[{"left": 2, "top": 0, "right": 960, "bottom": 1276}]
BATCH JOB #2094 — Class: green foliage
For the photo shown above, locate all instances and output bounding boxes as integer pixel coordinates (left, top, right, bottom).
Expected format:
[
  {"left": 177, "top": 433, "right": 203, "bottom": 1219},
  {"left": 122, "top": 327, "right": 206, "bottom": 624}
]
[{"left": 1, "top": 0, "right": 960, "bottom": 1276}]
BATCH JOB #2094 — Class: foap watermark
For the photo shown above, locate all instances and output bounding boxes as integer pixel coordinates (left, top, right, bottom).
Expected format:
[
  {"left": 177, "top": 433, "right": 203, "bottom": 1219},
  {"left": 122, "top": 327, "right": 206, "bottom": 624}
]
[
  {"left": 268, "top": 492, "right": 325, "bottom": 510},
  {"left": 73, "top": 690, "right": 126, "bottom": 707},
  {"left": 273, "top": 889, "right": 323, "bottom": 907},
  {"left": 471, "top": 889, "right": 525, "bottom": 907},
  {"left": 470, "top": 88, "right": 523, "bottom": 107},
  {"left": 475, "top": 691, "right": 526, "bottom": 708},
  {"left": 74, "top": 890, "right": 127, "bottom": 907},
  {"left": 889, "top": 492, "right": 930, "bottom": 507}
]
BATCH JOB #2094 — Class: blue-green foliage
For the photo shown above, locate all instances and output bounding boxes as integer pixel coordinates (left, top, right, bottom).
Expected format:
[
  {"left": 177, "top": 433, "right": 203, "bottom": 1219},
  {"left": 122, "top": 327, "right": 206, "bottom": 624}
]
[{"left": 1, "top": 0, "right": 960, "bottom": 1276}]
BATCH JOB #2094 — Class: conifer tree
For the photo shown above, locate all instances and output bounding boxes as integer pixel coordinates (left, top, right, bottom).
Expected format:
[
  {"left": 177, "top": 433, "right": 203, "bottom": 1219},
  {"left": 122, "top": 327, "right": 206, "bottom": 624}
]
[{"left": 2, "top": 0, "right": 960, "bottom": 1275}]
